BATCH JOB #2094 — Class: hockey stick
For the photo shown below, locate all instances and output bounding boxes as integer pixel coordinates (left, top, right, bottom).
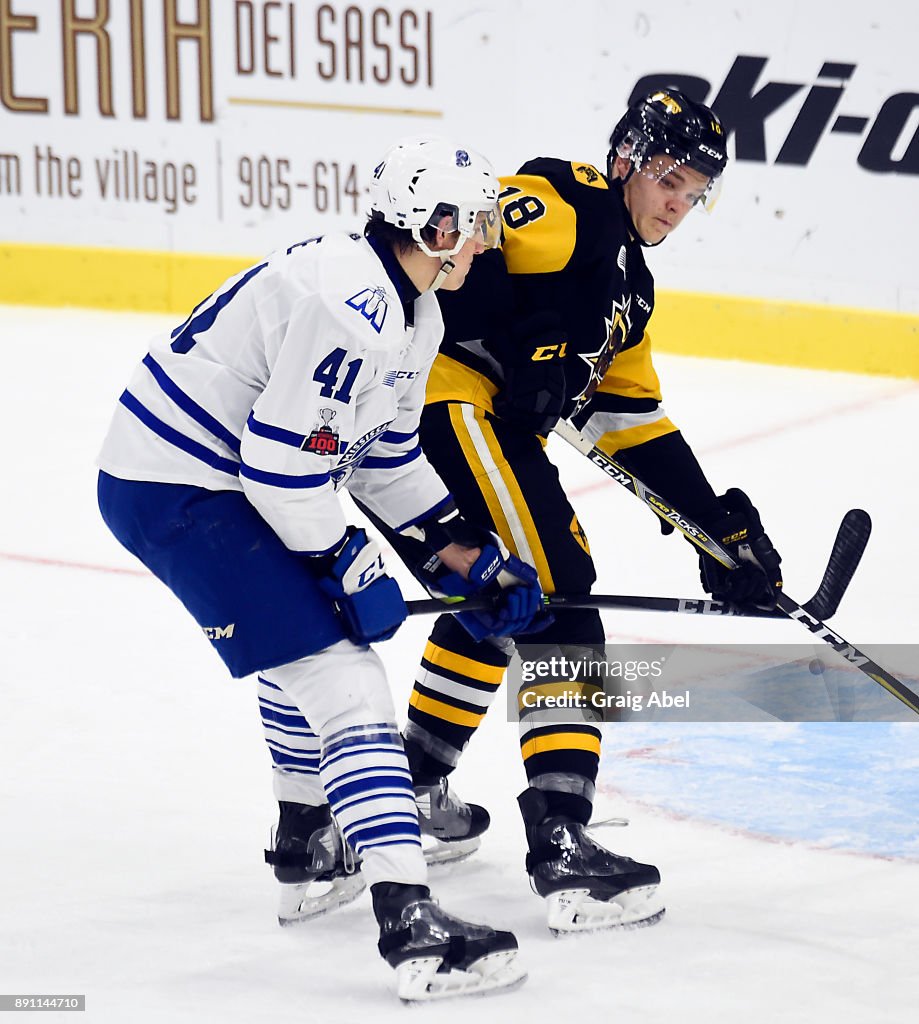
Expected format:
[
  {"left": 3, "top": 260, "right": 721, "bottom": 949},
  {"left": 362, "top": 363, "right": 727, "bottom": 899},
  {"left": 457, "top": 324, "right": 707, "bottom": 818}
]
[
  {"left": 802, "top": 507, "right": 871, "bottom": 620},
  {"left": 552, "top": 419, "right": 919, "bottom": 717},
  {"left": 406, "top": 592, "right": 779, "bottom": 618},
  {"left": 411, "top": 591, "right": 812, "bottom": 620},
  {"left": 406, "top": 511, "right": 868, "bottom": 621}
]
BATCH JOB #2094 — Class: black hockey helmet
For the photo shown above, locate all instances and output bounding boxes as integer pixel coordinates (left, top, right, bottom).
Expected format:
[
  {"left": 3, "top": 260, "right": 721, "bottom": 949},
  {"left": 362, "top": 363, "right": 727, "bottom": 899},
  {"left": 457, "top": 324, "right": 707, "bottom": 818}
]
[{"left": 608, "top": 89, "right": 728, "bottom": 186}]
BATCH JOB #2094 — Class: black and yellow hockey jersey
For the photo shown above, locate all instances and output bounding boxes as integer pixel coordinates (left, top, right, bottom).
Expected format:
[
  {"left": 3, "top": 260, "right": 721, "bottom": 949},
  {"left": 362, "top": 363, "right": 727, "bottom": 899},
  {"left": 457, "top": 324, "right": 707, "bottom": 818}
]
[
  {"left": 426, "top": 155, "right": 721, "bottom": 519},
  {"left": 426, "top": 156, "right": 677, "bottom": 456}
]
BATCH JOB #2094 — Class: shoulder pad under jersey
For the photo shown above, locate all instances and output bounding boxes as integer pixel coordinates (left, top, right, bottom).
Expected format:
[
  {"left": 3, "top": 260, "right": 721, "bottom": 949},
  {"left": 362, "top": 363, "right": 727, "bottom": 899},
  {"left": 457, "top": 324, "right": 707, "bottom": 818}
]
[
  {"left": 314, "top": 235, "right": 405, "bottom": 350},
  {"left": 499, "top": 157, "right": 616, "bottom": 275}
]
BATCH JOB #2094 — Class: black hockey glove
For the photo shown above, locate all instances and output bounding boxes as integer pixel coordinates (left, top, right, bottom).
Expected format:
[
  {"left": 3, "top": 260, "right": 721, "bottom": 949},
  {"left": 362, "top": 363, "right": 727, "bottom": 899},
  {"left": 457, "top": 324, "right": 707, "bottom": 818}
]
[
  {"left": 698, "top": 489, "right": 783, "bottom": 610},
  {"left": 492, "top": 313, "right": 568, "bottom": 436}
]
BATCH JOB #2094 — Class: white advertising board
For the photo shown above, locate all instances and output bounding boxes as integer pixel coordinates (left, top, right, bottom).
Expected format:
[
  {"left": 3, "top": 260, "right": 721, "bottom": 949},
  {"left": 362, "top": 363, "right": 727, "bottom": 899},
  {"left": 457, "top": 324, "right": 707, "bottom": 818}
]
[{"left": 1, "top": 0, "right": 918, "bottom": 313}]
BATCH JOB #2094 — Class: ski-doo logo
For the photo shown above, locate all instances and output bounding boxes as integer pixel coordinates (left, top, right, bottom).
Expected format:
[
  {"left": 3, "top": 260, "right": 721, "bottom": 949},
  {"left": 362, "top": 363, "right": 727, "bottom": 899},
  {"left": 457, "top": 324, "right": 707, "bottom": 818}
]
[{"left": 630, "top": 56, "right": 919, "bottom": 174}]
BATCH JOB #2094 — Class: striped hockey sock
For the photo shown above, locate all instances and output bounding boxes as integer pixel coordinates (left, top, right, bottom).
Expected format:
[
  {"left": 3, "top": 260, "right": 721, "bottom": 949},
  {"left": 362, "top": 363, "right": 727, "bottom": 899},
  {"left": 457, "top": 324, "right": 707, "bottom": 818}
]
[
  {"left": 320, "top": 722, "right": 425, "bottom": 886},
  {"left": 405, "top": 616, "right": 510, "bottom": 771},
  {"left": 257, "top": 675, "right": 324, "bottom": 804}
]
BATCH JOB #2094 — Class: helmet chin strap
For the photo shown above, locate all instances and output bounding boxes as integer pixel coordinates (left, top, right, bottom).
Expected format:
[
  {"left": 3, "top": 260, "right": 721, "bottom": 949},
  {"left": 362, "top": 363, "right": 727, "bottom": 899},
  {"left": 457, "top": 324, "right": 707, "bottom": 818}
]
[
  {"left": 412, "top": 230, "right": 462, "bottom": 292},
  {"left": 428, "top": 255, "right": 456, "bottom": 292}
]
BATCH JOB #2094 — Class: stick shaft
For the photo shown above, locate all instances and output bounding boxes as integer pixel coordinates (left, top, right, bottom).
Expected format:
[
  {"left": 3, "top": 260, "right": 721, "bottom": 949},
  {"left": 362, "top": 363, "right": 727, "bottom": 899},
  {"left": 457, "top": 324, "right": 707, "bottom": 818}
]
[
  {"left": 406, "top": 593, "right": 784, "bottom": 618},
  {"left": 553, "top": 421, "right": 919, "bottom": 717}
]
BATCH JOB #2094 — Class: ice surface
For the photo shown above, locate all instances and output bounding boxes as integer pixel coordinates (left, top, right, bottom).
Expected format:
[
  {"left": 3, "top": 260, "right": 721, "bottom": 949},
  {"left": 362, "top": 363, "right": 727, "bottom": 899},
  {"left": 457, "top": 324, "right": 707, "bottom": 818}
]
[{"left": 1, "top": 305, "right": 917, "bottom": 1022}]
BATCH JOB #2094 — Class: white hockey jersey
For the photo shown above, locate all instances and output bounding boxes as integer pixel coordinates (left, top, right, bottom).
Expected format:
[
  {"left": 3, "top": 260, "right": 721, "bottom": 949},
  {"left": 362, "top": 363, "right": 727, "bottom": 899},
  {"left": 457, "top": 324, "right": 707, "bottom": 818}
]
[{"left": 98, "top": 232, "right": 452, "bottom": 556}]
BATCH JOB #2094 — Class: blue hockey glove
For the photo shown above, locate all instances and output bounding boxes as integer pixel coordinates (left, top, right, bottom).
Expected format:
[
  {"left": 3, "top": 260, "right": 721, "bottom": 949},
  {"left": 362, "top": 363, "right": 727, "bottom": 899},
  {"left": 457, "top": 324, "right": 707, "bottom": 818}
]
[
  {"left": 406, "top": 506, "right": 550, "bottom": 639},
  {"left": 318, "top": 528, "right": 407, "bottom": 644},
  {"left": 698, "top": 489, "right": 783, "bottom": 610},
  {"left": 455, "top": 551, "right": 546, "bottom": 642},
  {"left": 427, "top": 531, "right": 549, "bottom": 641}
]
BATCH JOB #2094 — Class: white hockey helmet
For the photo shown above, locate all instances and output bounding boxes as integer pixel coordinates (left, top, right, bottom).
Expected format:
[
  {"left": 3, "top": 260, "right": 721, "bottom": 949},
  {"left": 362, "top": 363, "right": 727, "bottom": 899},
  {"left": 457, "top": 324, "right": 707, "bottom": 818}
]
[{"left": 369, "top": 137, "right": 501, "bottom": 258}]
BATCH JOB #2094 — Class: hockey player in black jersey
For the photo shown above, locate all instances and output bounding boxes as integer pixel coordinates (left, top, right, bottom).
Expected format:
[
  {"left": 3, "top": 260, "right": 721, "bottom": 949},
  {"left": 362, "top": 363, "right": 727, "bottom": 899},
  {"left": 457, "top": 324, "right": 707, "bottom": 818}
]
[
  {"left": 381, "top": 89, "right": 784, "bottom": 932},
  {"left": 262, "top": 91, "right": 784, "bottom": 935}
]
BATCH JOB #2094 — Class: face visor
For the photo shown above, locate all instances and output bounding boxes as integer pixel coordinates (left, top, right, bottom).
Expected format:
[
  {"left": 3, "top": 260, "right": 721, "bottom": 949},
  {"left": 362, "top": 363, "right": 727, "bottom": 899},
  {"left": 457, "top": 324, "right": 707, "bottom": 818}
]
[
  {"left": 617, "top": 135, "right": 724, "bottom": 210},
  {"left": 414, "top": 201, "right": 503, "bottom": 257}
]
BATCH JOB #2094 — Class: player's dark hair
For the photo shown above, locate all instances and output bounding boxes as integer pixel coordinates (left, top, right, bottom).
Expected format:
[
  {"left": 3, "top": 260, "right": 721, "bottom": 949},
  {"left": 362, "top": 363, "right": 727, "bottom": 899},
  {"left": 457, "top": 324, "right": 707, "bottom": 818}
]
[
  {"left": 364, "top": 205, "right": 458, "bottom": 253},
  {"left": 364, "top": 211, "right": 415, "bottom": 253}
]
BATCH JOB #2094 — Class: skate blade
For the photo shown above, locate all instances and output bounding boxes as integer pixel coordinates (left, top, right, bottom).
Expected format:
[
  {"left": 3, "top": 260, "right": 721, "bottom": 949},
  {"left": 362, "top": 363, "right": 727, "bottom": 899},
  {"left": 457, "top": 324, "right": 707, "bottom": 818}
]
[
  {"left": 396, "top": 949, "right": 527, "bottom": 1002},
  {"left": 546, "top": 885, "right": 665, "bottom": 935},
  {"left": 422, "top": 834, "right": 481, "bottom": 867},
  {"left": 277, "top": 872, "right": 366, "bottom": 926}
]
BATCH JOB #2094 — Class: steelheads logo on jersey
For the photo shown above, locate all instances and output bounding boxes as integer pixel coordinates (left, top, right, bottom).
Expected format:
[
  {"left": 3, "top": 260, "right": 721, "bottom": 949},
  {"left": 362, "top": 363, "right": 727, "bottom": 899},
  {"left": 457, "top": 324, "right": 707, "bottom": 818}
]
[
  {"left": 571, "top": 163, "right": 608, "bottom": 189},
  {"left": 630, "top": 56, "right": 919, "bottom": 174}
]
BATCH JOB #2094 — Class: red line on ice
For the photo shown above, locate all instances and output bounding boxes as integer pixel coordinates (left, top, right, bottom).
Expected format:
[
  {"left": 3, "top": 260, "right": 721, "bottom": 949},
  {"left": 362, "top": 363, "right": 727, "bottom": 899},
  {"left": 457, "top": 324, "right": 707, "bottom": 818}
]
[{"left": 0, "top": 551, "right": 148, "bottom": 577}]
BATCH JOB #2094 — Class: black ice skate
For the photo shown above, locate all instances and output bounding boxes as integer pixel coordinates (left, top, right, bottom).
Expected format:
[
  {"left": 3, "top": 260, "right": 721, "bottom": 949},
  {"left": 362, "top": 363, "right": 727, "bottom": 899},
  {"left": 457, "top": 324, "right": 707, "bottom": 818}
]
[
  {"left": 414, "top": 776, "right": 491, "bottom": 866},
  {"left": 264, "top": 801, "right": 364, "bottom": 925},
  {"left": 373, "top": 882, "right": 526, "bottom": 1002},
  {"left": 519, "top": 788, "right": 664, "bottom": 934}
]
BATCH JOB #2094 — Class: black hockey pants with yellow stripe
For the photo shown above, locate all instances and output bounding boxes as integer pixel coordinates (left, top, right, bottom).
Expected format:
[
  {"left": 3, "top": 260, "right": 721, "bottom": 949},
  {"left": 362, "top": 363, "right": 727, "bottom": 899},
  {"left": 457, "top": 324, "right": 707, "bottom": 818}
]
[{"left": 367, "top": 401, "right": 608, "bottom": 825}]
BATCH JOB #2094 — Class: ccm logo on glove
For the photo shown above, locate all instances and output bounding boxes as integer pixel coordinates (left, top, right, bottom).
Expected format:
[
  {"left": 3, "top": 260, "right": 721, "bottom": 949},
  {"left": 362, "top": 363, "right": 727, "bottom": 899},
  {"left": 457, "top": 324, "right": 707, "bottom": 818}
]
[
  {"left": 477, "top": 552, "right": 503, "bottom": 584},
  {"left": 317, "top": 527, "right": 407, "bottom": 644}
]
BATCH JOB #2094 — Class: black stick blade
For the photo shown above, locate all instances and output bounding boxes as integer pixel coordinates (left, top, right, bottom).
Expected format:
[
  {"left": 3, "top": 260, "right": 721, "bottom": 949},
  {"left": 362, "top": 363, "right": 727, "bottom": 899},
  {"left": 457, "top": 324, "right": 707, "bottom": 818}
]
[{"left": 803, "top": 509, "right": 871, "bottom": 620}]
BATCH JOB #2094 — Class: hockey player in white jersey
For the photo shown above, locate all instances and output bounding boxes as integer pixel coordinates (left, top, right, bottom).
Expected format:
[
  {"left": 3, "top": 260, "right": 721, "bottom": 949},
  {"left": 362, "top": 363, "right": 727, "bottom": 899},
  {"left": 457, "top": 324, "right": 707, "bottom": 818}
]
[{"left": 97, "top": 138, "right": 542, "bottom": 1001}]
